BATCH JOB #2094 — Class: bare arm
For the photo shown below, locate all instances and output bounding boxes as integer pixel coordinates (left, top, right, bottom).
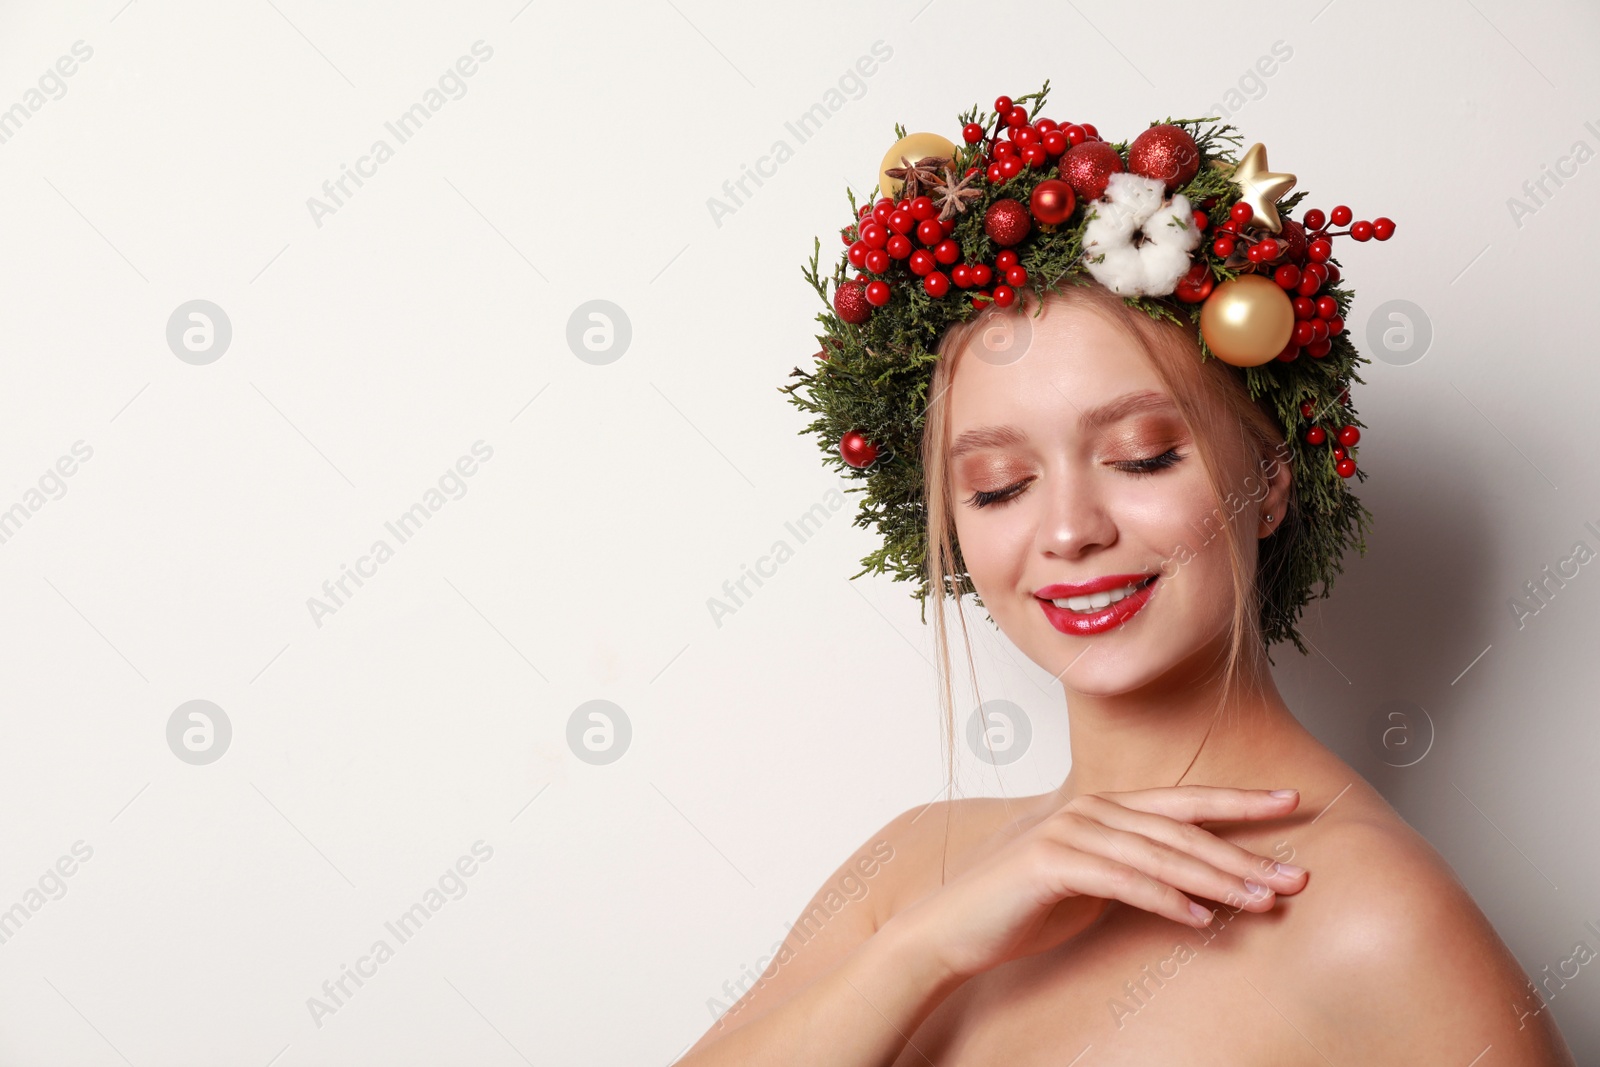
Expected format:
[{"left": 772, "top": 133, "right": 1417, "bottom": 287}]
[{"left": 677, "top": 904, "right": 964, "bottom": 1067}]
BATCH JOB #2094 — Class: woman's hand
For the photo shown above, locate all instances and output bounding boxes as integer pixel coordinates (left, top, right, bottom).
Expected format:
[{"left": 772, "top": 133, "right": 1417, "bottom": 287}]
[{"left": 889, "top": 786, "right": 1310, "bottom": 982}]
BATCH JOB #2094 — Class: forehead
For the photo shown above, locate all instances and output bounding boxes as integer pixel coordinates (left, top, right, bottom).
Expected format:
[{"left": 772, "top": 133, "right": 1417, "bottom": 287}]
[{"left": 945, "top": 297, "right": 1170, "bottom": 432}]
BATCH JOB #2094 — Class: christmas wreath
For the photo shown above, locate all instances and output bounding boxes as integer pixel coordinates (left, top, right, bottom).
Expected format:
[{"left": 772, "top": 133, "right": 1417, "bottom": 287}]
[{"left": 780, "top": 83, "right": 1395, "bottom": 655}]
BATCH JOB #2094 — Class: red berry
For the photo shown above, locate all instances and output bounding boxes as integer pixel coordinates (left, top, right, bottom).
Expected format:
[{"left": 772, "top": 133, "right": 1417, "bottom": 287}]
[
  {"left": 1309, "top": 319, "right": 1328, "bottom": 343},
  {"left": 1275, "top": 339, "right": 1300, "bottom": 362},
  {"left": 1327, "top": 315, "right": 1344, "bottom": 336},
  {"left": 963, "top": 122, "right": 985, "bottom": 145},
  {"left": 1316, "top": 296, "right": 1339, "bottom": 319},
  {"left": 952, "top": 263, "right": 973, "bottom": 288},
  {"left": 992, "top": 284, "right": 1017, "bottom": 307},
  {"left": 987, "top": 163, "right": 1005, "bottom": 183},
  {"left": 1292, "top": 296, "right": 1315, "bottom": 319},
  {"left": 1005, "top": 265, "right": 1027, "bottom": 286},
  {"left": 858, "top": 203, "right": 873, "bottom": 220},
  {"left": 992, "top": 141, "right": 1017, "bottom": 159},
  {"left": 1299, "top": 400, "right": 1315, "bottom": 418},
  {"left": 1306, "top": 338, "right": 1333, "bottom": 358},
  {"left": 1081, "top": 123, "right": 1099, "bottom": 138},
  {"left": 864, "top": 249, "right": 889, "bottom": 273},
  {"left": 1013, "top": 126, "right": 1038, "bottom": 146},
  {"left": 1004, "top": 105, "right": 1028, "bottom": 127},
  {"left": 887, "top": 234, "right": 912, "bottom": 259},
  {"left": 1035, "top": 118, "right": 1058, "bottom": 132},
  {"left": 924, "top": 271, "right": 950, "bottom": 297},
  {"left": 910, "top": 196, "right": 936, "bottom": 221},
  {"left": 970, "top": 263, "right": 993, "bottom": 287},
  {"left": 1330, "top": 205, "right": 1353, "bottom": 227},
  {"left": 1042, "top": 130, "right": 1067, "bottom": 156},
  {"left": 994, "top": 95, "right": 1013, "bottom": 113},
  {"left": 999, "top": 157, "right": 1023, "bottom": 179},
  {"left": 1337, "top": 425, "right": 1361, "bottom": 446},
  {"left": 1323, "top": 263, "right": 1342, "bottom": 285},
  {"left": 1293, "top": 321, "right": 1315, "bottom": 346},
  {"left": 1275, "top": 264, "right": 1302, "bottom": 290},
  {"left": 996, "top": 250, "right": 1018, "bottom": 269},
  {"left": 1174, "top": 262, "right": 1214, "bottom": 303},
  {"left": 1336, "top": 458, "right": 1357, "bottom": 478},
  {"left": 888, "top": 210, "right": 914, "bottom": 235},
  {"left": 1372, "top": 216, "right": 1396, "bottom": 241},
  {"left": 1213, "top": 236, "right": 1236, "bottom": 257},
  {"left": 1063, "top": 123, "right": 1087, "bottom": 146},
  {"left": 1256, "top": 237, "right": 1279, "bottom": 260},
  {"left": 872, "top": 201, "right": 892, "bottom": 224},
  {"left": 1302, "top": 209, "right": 1326, "bottom": 231},
  {"left": 1194, "top": 210, "right": 1209, "bottom": 231},
  {"left": 1247, "top": 243, "right": 1265, "bottom": 263},
  {"left": 971, "top": 290, "right": 992, "bottom": 309},
  {"left": 917, "top": 219, "right": 943, "bottom": 246},
  {"left": 847, "top": 241, "right": 868, "bottom": 269},
  {"left": 1350, "top": 220, "right": 1374, "bottom": 241},
  {"left": 859, "top": 221, "right": 887, "bottom": 249},
  {"left": 1296, "top": 273, "right": 1321, "bottom": 297},
  {"left": 1332, "top": 446, "right": 1345, "bottom": 460},
  {"left": 865, "top": 280, "right": 891, "bottom": 306},
  {"left": 934, "top": 239, "right": 960, "bottom": 265},
  {"left": 1022, "top": 144, "right": 1048, "bottom": 168},
  {"left": 909, "top": 249, "right": 935, "bottom": 276},
  {"left": 1307, "top": 238, "right": 1332, "bottom": 262},
  {"left": 1230, "top": 202, "right": 1254, "bottom": 225},
  {"left": 1305, "top": 426, "right": 1327, "bottom": 445}
]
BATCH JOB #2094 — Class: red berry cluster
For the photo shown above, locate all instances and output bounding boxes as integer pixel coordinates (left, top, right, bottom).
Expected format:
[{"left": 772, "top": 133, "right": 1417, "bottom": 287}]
[
  {"left": 1201, "top": 201, "right": 1396, "bottom": 364},
  {"left": 966, "top": 94, "right": 1100, "bottom": 183},
  {"left": 1297, "top": 391, "right": 1362, "bottom": 479}
]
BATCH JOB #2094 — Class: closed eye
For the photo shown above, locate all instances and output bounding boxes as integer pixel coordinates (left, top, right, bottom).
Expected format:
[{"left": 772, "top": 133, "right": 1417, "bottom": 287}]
[
  {"left": 963, "top": 449, "right": 1186, "bottom": 509},
  {"left": 1115, "top": 448, "right": 1185, "bottom": 476}
]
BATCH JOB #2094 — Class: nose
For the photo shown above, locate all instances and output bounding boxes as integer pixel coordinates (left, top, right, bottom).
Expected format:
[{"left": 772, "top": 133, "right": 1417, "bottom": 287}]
[{"left": 1035, "top": 462, "right": 1117, "bottom": 561}]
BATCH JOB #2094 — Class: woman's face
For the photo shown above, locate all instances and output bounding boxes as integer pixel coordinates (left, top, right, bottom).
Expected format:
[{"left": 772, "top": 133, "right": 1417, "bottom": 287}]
[{"left": 945, "top": 296, "right": 1267, "bottom": 696}]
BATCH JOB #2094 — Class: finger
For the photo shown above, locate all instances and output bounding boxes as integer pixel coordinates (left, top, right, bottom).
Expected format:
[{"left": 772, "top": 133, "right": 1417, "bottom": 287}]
[
  {"left": 1068, "top": 794, "right": 1308, "bottom": 892},
  {"left": 1085, "top": 784, "right": 1301, "bottom": 825},
  {"left": 1046, "top": 848, "right": 1217, "bottom": 929},
  {"left": 1050, "top": 815, "right": 1282, "bottom": 913}
]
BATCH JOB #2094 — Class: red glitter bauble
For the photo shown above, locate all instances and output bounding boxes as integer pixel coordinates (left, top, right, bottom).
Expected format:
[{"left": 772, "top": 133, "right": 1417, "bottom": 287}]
[
  {"left": 983, "top": 198, "right": 1031, "bottom": 247},
  {"left": 1275, "top": 218, "right": 1309, "bottom": 264},
  {"left": 833, "top": 281, "right": 870, "bottom": 324},
  {"left": 1126, "top": 124, "right": 1199, "bottom": 193},
  {"left": 1059, "top": 140, "right": 1125, "bottom": 201},
  {"left": 839, "top": 430, "right": 879, "bottom": 469},
  {"left": 1028, "top": 179, "right": 1076, "bottom": 226}
]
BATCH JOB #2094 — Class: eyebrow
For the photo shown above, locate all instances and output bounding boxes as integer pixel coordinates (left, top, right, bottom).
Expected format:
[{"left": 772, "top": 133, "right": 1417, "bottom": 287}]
[{"left": 947, "top": 390, "right": 1178, "bottom": 461}]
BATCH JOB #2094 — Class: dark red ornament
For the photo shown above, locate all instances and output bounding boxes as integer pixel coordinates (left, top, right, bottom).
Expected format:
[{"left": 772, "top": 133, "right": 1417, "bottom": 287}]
[
  {"left": 840, "top": 431, "right": 879, "bottom": 469},
  {"left": 984, "top": 198, "right": 1031, "bottom": 247},
  {"left": 1029, "top": 179, "right": 1076, "bottom": 226},
  {"left": 833, "top": 281, "right": 870, "bottom": 324},
  {"left": 1276, "top": 219, "right": 1309, "bottom": 263},
  {"left": 1059, "top": 140, "right": 1124, "bottom": 200},
  {"left": 1126, "top": 124, "right": 1200, "bottom": 193}
]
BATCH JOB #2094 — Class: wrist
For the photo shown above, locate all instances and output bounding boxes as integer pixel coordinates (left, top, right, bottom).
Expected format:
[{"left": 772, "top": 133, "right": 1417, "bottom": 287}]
[{"left": 869, "top": 901, "right": 969, "bottom": 998}]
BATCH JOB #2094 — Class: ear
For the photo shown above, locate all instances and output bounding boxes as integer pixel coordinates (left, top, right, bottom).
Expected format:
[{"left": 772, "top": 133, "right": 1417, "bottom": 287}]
[{"left": 1255, "top": 439, "right": 1294, "bottom": 539}]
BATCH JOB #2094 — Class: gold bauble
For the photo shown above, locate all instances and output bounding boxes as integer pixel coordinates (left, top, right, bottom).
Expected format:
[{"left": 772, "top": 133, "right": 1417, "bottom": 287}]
[
  {"left": 878, "top": 132, "right": 958, "bottom": 198},
  {"left": 1199, "top": 275, "right": 1295, "bottom": 366}
]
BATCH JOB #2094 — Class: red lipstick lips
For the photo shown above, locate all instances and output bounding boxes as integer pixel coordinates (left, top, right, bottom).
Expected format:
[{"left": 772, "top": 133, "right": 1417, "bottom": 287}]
[{"left": 1035, "top": 573, "right": 1158, "bottom": 636}]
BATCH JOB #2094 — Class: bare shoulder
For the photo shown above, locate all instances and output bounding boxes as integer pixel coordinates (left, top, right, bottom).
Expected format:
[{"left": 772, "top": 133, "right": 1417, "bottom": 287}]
[{"left": 1269, "top": 807, "right": 1576, "bottom": 1065}]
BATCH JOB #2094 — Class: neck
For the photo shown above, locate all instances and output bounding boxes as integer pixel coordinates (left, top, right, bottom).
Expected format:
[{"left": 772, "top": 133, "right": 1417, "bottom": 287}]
[{"left": 1052, "top": 636, "right": 1310, "bottom": 801}]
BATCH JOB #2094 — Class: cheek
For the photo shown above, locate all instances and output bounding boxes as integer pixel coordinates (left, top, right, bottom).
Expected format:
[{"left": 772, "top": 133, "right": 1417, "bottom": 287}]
[{"left": 952, "top": 505, "right": 1033, "bottom": 595}]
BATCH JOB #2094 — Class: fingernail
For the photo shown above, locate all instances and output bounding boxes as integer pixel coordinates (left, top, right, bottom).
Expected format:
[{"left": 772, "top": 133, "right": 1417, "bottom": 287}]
[
  {"left": 1270, "top": 789, "right": 1297, "bottom": 798},
  {"left": 1189, "top": 901, "right": 1213, "bottom": 923},
  {"left": 1244, "top": 879, "right": 1270, "bottom": 898},
  {"left": 1274, "top": 861, "right": 1305, "bottom": 877}
]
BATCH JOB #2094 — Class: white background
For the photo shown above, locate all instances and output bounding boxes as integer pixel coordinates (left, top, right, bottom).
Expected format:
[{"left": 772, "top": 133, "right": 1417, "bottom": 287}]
[{"left": 1, "top": 0, "right": 1598, "bottom": 1063}]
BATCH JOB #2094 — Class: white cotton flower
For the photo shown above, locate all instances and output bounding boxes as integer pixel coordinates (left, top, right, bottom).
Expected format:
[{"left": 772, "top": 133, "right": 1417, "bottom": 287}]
[{"left": 1080, "top": 171, "right": 1203, "bottom": 297}]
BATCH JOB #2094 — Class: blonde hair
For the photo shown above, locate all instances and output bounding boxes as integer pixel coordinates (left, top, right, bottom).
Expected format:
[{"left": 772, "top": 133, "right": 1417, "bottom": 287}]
[{"left": 920, "top": 280, "right": 1296, "bottom": 809}]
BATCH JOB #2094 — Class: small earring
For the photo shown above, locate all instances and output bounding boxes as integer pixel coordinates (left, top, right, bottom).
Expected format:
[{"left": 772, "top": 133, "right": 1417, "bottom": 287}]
[{"left": 1264, "top": 513, "right": 1274, "bottom": 523}]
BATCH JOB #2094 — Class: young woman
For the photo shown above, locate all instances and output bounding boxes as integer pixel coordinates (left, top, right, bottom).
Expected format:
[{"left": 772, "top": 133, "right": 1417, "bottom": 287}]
[{"left": 680, "top": 94, "right": 1577, "bottom": 1064}]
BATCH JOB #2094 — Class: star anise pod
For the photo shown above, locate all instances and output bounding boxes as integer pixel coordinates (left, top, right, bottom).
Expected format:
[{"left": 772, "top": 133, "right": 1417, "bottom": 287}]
[
  {"left": 885, "top": 155, "right": 948, "bottom": 200},
  {"left": 930, "top": 166, "right": 982, "bottom": 222}
]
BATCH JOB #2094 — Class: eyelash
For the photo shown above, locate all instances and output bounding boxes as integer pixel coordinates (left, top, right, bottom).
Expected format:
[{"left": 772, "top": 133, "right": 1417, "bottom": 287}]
[{"left": 963, "top": 448, "right": 1186, "bottom": 509}]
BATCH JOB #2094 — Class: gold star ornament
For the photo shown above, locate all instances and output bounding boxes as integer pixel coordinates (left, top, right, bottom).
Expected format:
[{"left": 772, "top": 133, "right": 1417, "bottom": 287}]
[{"left": 1213, "top": 142, "right": 1297, "bottom": 234}]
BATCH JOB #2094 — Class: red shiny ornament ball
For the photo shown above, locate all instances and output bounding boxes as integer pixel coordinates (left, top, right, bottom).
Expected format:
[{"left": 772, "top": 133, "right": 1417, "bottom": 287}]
[
  {"left": 924, "top": 271, "right": 950, "bottom": 298},
  {"left": 833, "top": 281, "right": 871, "bottom": 324},
  {"left": 1305, "top": 426, "right": 1327, "bottom": 445},
  {"left": 992, "top": 284, "right": 1017, "bottom": 308},
  {"left": 1029, "top": 179, "right": 1077, "bottom": 226},
  {"left": 1212, "top": 236, "right": 1235, "bottom": 257},
  {"left": 1303, "top": 208, "right": 1327, "bottom": 231},
  {"left": 909, "top": 249, "right": 935, "bottom": 276},
  {"left": 1059, "top": 140, "right": 1125, "bottom": 200},
  {"left": 934, "top": 239, "right": 960, "bottom": 265},
  {"left": 1174, "top": 262, "right": 1214, "bottom": 303},
  {"left": 1337, "top": 425, "right": 1361, "bottom": 446},
  {"left": 1276, "top": 219, "right": 1309, "bottom": 263},
  {"left": 840, "top": 430, "right": 879, "bottom": 469},
  {"left": 963, "top": 122, "right": 985, "bottom": 144},
  {"left": 864, "top": 280, "right": 891, "bottom": 306},
  {"left": 1330, "top": 205, "right": 1353, "bottom": 227},
  {"left": 1126, "top": 124, "right": 1200, "bottom": 193},
  {"left": 984, "top": 198, "right": 1032, "bottom": 246},
  {"left": 1275, "top": 264, "right": 1301, "bottom": 290},
  {"left": 1372, "top": 216, "right": 1396, "bottom": 240},
  {"left": 864, "top": 248, "right": 889, "bottom": 273},
  {"left": 1336, "top": 458, "right": 1357, "bottom": 478}
]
